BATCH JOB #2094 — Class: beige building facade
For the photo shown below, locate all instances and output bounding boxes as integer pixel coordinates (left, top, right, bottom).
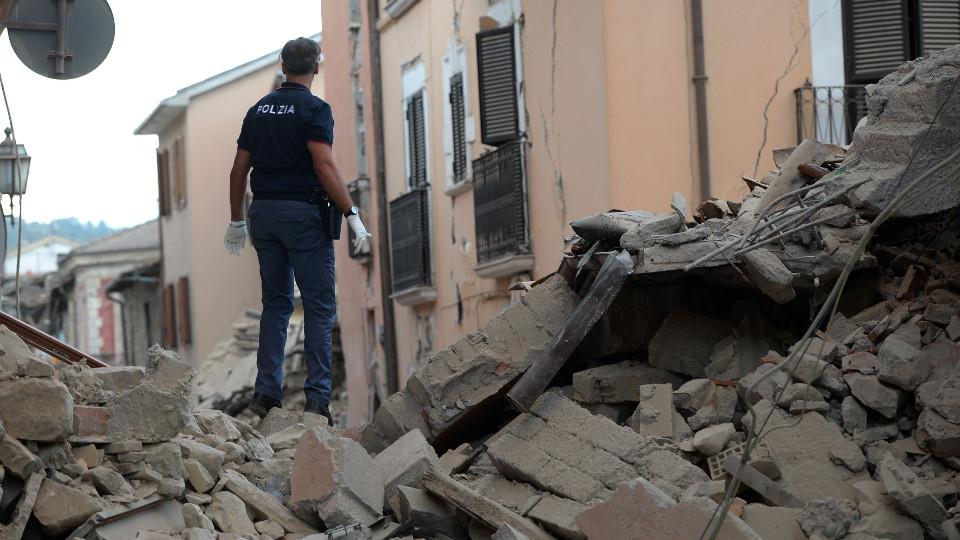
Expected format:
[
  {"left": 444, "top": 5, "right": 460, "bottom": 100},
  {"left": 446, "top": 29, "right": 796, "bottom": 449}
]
[
  {"left": 136, "top": 44, "right": 325, "bottom": 365},
  {"left": 323, "top": 0, "right": 816, "bottom": 426}
]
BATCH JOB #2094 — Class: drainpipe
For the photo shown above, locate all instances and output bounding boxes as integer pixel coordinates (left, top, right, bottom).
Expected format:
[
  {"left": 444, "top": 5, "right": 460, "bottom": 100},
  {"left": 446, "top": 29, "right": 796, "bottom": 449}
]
[
  {"left": 691, "top": 0, "right": 711, "bottom": 203},
  {"left": 366, "top": 0, "right": 400, "bottom": 395}
]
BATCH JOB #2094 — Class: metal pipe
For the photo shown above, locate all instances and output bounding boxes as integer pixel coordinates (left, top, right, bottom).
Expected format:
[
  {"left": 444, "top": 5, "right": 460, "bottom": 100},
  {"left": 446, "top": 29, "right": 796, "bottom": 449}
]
[
  {"left": 366, "top": 0, "right": 400, "bottom": 395},
  {"left": 106, "top": 291, "right": 130, "bottom": 366},
  {"left": 691, "top": 0, "right": 711, "bottom": 203}
]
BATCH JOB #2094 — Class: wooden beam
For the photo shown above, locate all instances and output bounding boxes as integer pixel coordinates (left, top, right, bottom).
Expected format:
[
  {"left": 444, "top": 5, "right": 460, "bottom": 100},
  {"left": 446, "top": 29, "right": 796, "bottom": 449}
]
[
  {"left": 421, "top": 466, "right": 553, "bottom": 540},
  {"left": 506, "top": 250, "right": 634, "bottom": 411},
  {"left": 0, "top": 311, "right": 108, "bottom": 368}
]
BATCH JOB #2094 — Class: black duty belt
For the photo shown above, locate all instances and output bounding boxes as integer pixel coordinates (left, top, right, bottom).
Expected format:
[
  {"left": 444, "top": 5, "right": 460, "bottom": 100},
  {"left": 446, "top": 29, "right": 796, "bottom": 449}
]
[{"left": 253, "top": 191, "right": 329, "bottom": 205}]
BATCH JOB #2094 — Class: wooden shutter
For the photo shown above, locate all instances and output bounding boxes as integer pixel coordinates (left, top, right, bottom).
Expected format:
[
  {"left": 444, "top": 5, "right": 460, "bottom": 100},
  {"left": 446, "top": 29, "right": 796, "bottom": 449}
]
[
  {"left": 920, "top": 0, "right": 960, "bottom": 54},
  {"left": 406, "top": 91, "right": 427, "bottom": 188},
  {"left": 172, "top": 138, "right": 187, "bottom": 208},
  {"left": 157, "top": 150, "right": 171, "bottom": 216},
  {"left": 844, "top": 0, "right": 910, "bottom": 83},
  {"left": 162, "top": 284, "right": 177, "bottom": 347},
  {"left": 476, "top": 26, "right": 519, "bottom": 145},
  {"left": 177, "top": 277, "right": 192, "bottom": 346},
  {"left": 449, "top": 72, "right": 468, "bottom": 183}
]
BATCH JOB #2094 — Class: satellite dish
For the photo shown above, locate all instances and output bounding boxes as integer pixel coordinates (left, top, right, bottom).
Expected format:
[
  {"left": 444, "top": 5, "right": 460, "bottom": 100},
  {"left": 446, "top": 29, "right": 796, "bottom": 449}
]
[{"left": 6, "top": 0, "right": 115, "bottom": 80}]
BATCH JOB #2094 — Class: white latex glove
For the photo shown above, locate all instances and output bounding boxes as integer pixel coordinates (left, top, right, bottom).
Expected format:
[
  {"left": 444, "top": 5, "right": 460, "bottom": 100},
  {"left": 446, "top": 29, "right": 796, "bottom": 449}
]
[
  {"left": 347, "top": 214, "right": 372, "bottom": 252},
  {"left": 224, "top": 220, "right": 247, "bottom": 255}
]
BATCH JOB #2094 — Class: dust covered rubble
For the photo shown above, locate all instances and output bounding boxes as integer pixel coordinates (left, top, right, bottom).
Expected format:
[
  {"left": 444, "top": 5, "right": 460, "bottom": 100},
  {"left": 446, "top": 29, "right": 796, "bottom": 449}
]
[{"left": 2, "top": 46, "right": 959, "bottom": 540}]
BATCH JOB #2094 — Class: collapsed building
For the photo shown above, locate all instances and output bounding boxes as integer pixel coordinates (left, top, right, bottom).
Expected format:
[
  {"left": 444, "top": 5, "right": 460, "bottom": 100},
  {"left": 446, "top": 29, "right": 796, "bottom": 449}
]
[{"left": 0, "top": 45, "right": 958, "bottom": 540}]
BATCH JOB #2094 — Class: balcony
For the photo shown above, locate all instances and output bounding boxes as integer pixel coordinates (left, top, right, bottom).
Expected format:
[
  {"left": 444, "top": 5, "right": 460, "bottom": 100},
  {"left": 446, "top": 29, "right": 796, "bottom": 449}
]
[
  {"left": 794, "top": 83, "right": 868, "bottom": 146},
  {"left": 389, "top": 186, "right": 436, "bottom": 306},
  {"left": 472, "top": 139, "right": 533, "bottom": 278}
]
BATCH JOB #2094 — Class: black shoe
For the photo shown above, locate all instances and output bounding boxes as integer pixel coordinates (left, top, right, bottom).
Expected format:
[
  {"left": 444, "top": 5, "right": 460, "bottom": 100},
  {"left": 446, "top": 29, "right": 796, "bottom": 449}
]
[
  {"left": 249, "top": 392, "right": 282, "bottom": 418},
  {"left": 304, "top": 399, "right": 334, "bottom": 426}
]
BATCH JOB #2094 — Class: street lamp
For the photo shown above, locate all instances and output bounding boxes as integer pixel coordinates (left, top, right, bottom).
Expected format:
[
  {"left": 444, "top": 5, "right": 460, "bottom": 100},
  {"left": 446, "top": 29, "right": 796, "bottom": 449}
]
[{"left": 0, "top": 127, "right": 30, "bottom": 196}]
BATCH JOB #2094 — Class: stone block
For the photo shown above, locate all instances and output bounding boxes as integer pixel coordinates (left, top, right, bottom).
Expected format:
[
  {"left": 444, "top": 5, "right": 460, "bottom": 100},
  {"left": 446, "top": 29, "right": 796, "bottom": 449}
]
[
  {"left": 571, "top": 361, "right": 684, "bottom": 403},
  {"left": 391, "top": 485, "right": 463, "bottom": 538},
  {"left": 106, "top": 383, "right": 192, "bottom": 443},
  {"left": 256, "top": 408, "right": 304, "bottom": 437},
  {"left": 184, "top": 458, "right": 215, "bottom": 493},
  {"left": 648, "top": 311, "right": 733, "bottom": 377},
  {"left": 0, "top": 377, "right": 73, "bottom": 441},
  {"left": 290, "top": 429, "right": 384, "bottom": 527},
  {"left": 877, "top": 336, "right": 927, "bottom": 390},
  {"left": 673, "top": 378, "right": 715, "bottom": 412},
  {"left": 146, "top": 345, "right": 195, "bottom": 394},
  {"left": 104, "top": 440, "right": 143, "bottom": 454},
  {"left": 626, "top": 384, "right": 673, "bottom": 438},
  {"left": 741, "top": 504, "right": 805, "bottom": 540},
  {"left": 207, "top": 491, "right": 258, "bottom": 537},
  {"left": 842, "top": 396, "right": 869, "bottom": 434},
  {"left": 741, "top": 247, "right": 798, "bottom": 304},
  {"left": 845, "top": 373, "right": 902, "bottom": 419},
  {"left": 158, "top": 476, "right": 185, "bottom": 498},
  {"left": 143, "top": 442, "right": 185, "bottom": 478},
  {"left": 916, "top": 408, "right": 960, "bottom": 457},
  {"left": 737, "top": 362, "right": 789, "bottom": 405},
  {"left": 787, "top": 353, "right": 830, "bottom": 384},
  {"left": 526, "top": 493, "right": 587, "bottom": 540},
  {"left": 33, "top": 478, "right": 104, "bottom": 536},
  {"left": 194, "top": 410, "right": 244, "bottom": 441},
  {"left": 182, "top": 502, "right": 215, "bottom": 531},
  {"left": 0, "top": 433, "right": 43, "bottom": 479},
  {"left": 175, "top": 437, "right": 226, "bottom": 478},
  {"left": 575, "top": 477, "right": 761, "bottom": 540},
  {"left": 777, "top": 382, "right": 826, "bottom": 409},
  {"left": 88, "top": 465, "right": 134, "bottom": 496},
  {"left": 796, "top": 498, "right": 860, "bottom": 540},
  {"left": 73, "top": 444, "right": 104, "bottom": 469},
  {"left": 93, "top": 366, "right": 146, "bottom": 393},
  {"left": 693, "top": 423, "right": 735, "bottom": 456},
  {"left": 877, "top": 452, "right": 949, "bottom": 537},
  {"left": 743, "top": 400, "right": 869, "bottom": 502},
  {"left": 220, "top": 469, "right": 315, "bottom": 534},
  {"left": 236, "top": 457, "right": 292, "bottom": 504},
  {"left": 829, "top": 439, "right": 867, "bottom": 472},
  {"left": 438, "top": 443, "right": 473, "bottom": 475},
  {"left": 374, "top": 428, "right": 439, "bottom": 502}
]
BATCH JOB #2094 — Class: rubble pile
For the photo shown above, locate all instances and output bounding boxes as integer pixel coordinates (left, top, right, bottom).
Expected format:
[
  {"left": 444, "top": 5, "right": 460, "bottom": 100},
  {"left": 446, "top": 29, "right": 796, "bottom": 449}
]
[
  {"left": 195, "top": 310, "right": 345, "bottom": 422},
  {"left": 0, "top": 42, "right": 957, "bottom": 540}
]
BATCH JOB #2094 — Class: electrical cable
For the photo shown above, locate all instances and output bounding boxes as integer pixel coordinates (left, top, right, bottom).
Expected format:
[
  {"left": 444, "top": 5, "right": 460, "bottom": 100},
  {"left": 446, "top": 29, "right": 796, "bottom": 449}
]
[{"left": 0, "top": 69, "right": 26, "bottom": 319}]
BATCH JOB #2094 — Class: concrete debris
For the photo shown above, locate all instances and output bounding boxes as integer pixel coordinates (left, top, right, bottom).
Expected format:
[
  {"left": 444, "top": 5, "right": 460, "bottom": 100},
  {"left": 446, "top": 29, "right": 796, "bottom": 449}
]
[
  {"left": 877, "top": 452, "right": 950, "bottom": 538},
  {"left": 796, "top": 498, "right": 860, "bottom": 540},
  {"left": 374, "top": 428, "right": 439, "bottom": 502}
]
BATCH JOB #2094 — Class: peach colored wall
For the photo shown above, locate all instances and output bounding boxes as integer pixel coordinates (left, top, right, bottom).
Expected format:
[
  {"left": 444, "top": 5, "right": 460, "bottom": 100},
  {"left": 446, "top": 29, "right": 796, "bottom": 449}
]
[
  {"left": 330, "top": 0, "right": 812, "bottom": 424},
  {"left": 323, "top": 0, "right": 392, "bottom": 425},
  {"left": 159, "top": 61, "right": 324, "bottom": 366}
]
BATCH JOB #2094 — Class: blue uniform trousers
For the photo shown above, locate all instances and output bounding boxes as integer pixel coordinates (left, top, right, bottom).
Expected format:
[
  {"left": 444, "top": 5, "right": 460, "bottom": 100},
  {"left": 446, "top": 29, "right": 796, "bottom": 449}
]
[{"left": 248, "top": 199, "right": 336, "bottom": 404}]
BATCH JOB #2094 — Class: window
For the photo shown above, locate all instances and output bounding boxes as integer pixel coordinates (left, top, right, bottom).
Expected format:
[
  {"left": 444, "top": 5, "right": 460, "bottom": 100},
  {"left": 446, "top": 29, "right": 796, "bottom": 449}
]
[
  {"left": 476, "top": 26, "right": 519, "bottom": 145},
  {"left": 406, "top": 90, "right": 427, "bottom": 188},
  {"left": 844, "top": 0, "right": 960, "bottom": 83},
  {"left": 449, "top": 72, "right": 468, "bottom": 183},
  {"left": 162, "top": 284, "right": 177, "bottom": 347},
  {"left": 177, "top": 277, "right": 192, "bottom": 346},
  {"left": 172, "top": 137, "right": 187, "bottom": 209},
  {"left": 157, "top": 150, "right": 171, "bottom": 217}
]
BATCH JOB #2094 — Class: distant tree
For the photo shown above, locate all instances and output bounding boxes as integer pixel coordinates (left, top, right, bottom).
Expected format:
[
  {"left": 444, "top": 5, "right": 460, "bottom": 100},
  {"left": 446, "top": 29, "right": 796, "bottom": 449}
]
[{"left": 6, "top": 218, "right": 118, "bottom": 250}]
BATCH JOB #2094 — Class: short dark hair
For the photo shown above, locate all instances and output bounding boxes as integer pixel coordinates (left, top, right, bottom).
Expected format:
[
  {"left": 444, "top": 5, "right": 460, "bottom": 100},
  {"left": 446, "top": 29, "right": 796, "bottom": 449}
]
[{"left": 281, "top": 38, "right": 320, "bottom": 75}]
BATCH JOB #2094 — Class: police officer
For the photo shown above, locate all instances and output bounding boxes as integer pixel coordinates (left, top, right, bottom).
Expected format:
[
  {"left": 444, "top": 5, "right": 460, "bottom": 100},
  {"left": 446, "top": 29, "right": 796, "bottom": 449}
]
[{"left": 224, "top": 37, "right": 370, "bottom": 425}]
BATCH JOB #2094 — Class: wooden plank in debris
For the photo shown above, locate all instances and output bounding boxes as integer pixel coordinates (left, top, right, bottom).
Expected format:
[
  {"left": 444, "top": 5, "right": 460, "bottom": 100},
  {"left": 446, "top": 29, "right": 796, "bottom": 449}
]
[
  {"left": 0, "top": 311, "right": 108, "bottom": 368},
  {"left": 506, "top": 250, "right": 634, "bottom": 412},
  {"left": 420, "top": 466, "right": 553, "bottom": 540},
  {"left": 722, "top": 456, "right": 804, "bottom": 509}
]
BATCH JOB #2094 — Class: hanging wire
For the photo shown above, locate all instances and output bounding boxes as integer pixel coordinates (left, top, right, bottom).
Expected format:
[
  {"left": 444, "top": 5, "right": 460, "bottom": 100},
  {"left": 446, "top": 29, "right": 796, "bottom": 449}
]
[
  {"left": 700, "top": 72, "right": 960, "bottom": 539},
  {"left": 0, "top": 69, "right": 26, "bottom": 319}
]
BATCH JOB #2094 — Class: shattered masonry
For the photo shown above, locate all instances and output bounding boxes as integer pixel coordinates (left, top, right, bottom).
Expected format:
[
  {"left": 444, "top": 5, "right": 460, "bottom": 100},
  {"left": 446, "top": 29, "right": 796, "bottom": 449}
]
[{"left": 0, "top": 45, "right": 959, "bottom": 540}]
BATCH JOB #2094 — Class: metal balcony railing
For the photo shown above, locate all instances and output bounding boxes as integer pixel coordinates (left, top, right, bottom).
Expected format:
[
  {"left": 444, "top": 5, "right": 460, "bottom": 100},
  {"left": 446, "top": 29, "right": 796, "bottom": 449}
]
[
  {"left": 389, "top": 186, "right": 432, "bottom": 292},
  {"left": 795, "top": 83, "right": 868, "bottom": 146},
  {"left": 473, "top": 139, "right": 529, "bottom": 265}
]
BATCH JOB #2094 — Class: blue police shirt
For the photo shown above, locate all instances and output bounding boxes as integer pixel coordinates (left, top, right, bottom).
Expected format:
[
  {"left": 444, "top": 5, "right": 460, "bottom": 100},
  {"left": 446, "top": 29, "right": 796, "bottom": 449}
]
[{"left": 237, "top": 82, "right": 334, "bottom": 194}]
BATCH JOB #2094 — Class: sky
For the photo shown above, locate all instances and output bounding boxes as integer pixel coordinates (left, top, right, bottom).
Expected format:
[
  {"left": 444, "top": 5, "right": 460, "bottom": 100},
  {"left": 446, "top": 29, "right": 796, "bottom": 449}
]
[{"left": 0, "top": 0, "right": 323, "bottom": 228}]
